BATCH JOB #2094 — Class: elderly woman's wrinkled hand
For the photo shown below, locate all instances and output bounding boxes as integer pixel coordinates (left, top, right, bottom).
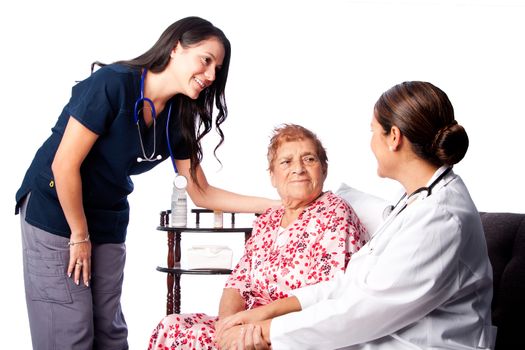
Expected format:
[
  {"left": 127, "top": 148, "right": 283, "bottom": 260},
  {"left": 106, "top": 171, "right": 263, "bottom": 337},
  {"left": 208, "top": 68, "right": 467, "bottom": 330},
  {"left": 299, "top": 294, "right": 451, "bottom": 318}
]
[
  {"left": 216, "top": 323, "right": 270, "bottom": 350},
  {"left": 216, "top": 324, "right": 245, "bottom": 349},
  {"left": 216, "top": 312, "right": 245, "bottom": 341},
  {"left": 216, "top": 307, "right": 266, "bottom": 340}
]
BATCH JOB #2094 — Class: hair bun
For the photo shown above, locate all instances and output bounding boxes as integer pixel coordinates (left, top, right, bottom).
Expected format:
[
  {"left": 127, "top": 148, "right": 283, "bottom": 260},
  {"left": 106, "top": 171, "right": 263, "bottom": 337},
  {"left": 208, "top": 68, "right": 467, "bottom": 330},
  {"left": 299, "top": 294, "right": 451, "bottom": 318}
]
[{"left": 432, "top": 122, "right": 469, "bottom": 165}]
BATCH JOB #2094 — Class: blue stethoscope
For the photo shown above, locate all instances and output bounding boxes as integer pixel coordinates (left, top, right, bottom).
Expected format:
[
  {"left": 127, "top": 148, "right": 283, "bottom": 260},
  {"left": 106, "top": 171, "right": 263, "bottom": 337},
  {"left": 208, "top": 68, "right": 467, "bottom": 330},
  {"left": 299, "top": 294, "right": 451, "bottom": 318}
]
[{"left": 134, "top": 69, "right": 178, "bottom": 174}]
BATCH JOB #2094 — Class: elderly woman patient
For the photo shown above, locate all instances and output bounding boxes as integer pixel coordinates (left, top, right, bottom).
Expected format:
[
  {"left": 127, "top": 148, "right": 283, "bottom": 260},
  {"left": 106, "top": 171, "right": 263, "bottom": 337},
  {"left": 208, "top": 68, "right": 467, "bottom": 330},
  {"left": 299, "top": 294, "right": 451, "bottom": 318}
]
[{"left": 148, "top": 124, "right": 368, "bottom": 349}]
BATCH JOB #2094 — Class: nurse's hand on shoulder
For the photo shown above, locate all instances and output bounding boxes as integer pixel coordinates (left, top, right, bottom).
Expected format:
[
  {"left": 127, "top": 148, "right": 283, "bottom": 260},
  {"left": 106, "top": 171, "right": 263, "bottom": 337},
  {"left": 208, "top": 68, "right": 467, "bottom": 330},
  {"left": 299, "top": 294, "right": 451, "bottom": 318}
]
[{"left": 67, "top": 239, "right": 92, "bottom": 287}]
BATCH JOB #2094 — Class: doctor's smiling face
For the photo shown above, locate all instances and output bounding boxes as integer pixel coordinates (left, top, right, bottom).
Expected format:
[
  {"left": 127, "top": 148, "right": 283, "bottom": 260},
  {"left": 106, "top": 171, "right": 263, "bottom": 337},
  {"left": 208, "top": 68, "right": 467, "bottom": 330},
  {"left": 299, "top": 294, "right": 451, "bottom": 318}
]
[{"left": 169, "top": 37, "right": 225, "bottom": 99}]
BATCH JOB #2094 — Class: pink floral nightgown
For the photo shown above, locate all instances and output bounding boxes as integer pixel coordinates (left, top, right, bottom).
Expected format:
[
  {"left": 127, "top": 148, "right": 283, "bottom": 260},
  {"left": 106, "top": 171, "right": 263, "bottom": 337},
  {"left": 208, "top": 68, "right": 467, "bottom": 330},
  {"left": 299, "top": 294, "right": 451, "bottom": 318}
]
[{"left": 148, "top": 191, "right": 368, "bottom": 350}]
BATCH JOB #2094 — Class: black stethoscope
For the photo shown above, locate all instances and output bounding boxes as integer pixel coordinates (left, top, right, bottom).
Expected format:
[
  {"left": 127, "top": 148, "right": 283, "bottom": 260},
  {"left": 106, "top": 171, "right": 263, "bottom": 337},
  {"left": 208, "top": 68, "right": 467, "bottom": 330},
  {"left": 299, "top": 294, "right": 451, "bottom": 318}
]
[
  {"left": 134, "top": 69, "right": 178, "bottom": 174},
  {"left": 387, "top": 166, "right": 453, "bottom": 217},
  {"left": 369, "top": 166, "right": 453, "bottom": 253}
]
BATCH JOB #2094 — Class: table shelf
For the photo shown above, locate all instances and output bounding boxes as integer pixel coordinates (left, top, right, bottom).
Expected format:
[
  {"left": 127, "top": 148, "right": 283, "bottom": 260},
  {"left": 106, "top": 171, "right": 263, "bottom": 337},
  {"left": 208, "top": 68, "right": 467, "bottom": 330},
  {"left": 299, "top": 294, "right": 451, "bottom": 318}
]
[{"left": 156, "top": 209, "right": 253, "bottom": 315}]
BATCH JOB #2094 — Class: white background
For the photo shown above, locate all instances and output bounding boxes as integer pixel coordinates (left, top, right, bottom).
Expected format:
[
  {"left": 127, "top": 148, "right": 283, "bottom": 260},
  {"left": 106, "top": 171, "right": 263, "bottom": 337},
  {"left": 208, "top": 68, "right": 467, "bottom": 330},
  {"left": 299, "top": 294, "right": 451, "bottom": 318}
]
[{"left": 1, "top": 0, "right": 524, "bottom": 348}]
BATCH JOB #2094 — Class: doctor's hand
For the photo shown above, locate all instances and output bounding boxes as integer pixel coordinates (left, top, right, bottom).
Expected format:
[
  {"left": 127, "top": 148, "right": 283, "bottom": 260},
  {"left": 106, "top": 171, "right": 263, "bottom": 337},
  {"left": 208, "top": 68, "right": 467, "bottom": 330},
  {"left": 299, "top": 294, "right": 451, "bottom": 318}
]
[
  {"left": 216, "top": 307, "right": 270, "bottom": 340},
  {"left": 67, "top": 237, "right": 92, "bottom": 287},
  {"left": 216, "top": 323, "right": 271, "bottom": 350}
]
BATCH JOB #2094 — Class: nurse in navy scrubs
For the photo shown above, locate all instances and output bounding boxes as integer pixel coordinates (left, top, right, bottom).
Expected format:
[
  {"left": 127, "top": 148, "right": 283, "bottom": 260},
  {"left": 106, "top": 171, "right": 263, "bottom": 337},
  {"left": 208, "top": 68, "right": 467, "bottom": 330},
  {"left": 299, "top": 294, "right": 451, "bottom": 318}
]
[{"left": 15, "top": 16, "right": 277, "bottom": 350}]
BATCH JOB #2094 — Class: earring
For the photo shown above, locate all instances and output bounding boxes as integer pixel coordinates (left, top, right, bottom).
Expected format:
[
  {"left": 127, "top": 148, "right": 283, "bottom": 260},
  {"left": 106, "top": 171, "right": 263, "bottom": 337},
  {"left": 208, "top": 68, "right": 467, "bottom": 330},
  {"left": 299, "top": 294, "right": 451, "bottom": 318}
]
[{"left": 389, "top": 145, "right": 394, "bottom": 152}]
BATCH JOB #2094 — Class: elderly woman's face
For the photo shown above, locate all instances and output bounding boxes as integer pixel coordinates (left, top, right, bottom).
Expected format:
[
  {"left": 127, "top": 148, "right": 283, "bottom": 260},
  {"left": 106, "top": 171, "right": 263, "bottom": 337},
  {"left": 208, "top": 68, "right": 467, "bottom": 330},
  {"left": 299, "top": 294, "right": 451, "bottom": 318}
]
[{"left": 270, "top": 139, "right": 326, "bottom": 207}]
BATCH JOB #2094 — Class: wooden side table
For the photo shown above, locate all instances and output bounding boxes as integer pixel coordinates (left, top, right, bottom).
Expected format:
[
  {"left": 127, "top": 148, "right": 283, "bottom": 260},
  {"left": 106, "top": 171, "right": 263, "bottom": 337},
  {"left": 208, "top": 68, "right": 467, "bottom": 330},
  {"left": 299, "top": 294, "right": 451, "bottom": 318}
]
[{"left": 156, "top": 209, "right": 253, "bottom": 315}]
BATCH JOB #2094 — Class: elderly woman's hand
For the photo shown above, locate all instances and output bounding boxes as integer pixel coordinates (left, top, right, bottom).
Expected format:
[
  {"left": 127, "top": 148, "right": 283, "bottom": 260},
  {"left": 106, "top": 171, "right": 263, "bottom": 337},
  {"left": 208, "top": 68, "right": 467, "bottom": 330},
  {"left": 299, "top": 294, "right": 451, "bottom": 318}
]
[
  {"left": 216, "top": 307, "right": 269, "bottom": 339},
  {"left": 216, "top": 323, "right": 271, "bottom": 350}
]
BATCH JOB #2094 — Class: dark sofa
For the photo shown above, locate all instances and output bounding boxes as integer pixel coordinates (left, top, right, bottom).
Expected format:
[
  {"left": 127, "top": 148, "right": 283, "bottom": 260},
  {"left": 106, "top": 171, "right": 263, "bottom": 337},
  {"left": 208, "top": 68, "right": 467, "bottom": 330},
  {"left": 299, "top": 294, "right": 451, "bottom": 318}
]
[{"left": 480, "top": 212, "right": 525, "bottom": 349}]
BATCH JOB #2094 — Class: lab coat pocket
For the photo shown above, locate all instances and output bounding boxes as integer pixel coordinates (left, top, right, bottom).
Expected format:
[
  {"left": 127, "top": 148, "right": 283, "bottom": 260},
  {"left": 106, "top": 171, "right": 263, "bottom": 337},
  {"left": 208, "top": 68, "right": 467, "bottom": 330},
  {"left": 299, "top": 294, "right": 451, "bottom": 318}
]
[
  {"left": 25, "top": 250, "right": 72, "bottom": 304},
  {"left": 352, "top": 251, "right": 379, "bottom": 284}
]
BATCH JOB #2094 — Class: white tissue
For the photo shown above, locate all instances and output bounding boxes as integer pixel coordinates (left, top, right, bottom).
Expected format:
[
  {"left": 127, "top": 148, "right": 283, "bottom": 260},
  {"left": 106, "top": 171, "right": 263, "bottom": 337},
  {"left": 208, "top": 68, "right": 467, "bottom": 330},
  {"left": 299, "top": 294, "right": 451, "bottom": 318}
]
[{"left": 185, "top": 245, "right": 233, "bottom": 269}]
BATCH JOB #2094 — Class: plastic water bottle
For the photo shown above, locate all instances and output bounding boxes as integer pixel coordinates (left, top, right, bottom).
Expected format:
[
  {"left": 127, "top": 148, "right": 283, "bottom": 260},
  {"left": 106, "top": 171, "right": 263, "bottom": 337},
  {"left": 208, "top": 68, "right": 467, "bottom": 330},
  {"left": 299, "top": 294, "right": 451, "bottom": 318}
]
[{"left": 170, "top": 175, "right": 188, "bottom": 227}]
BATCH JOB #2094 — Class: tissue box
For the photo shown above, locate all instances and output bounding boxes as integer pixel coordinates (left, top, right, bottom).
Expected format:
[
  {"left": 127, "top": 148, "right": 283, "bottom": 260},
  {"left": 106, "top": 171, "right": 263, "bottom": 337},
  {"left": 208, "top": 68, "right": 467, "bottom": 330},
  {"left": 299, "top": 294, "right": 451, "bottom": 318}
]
[{"left": 185, "top": 245, "right": 233, "bottom": 269}]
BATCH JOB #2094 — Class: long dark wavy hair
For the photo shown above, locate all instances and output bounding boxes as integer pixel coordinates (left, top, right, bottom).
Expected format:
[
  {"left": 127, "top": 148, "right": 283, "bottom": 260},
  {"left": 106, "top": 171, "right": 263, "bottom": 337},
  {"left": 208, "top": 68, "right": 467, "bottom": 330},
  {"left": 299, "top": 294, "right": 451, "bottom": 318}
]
[{"left": 111, "top": 16, "right": 231, "bottom": 186}]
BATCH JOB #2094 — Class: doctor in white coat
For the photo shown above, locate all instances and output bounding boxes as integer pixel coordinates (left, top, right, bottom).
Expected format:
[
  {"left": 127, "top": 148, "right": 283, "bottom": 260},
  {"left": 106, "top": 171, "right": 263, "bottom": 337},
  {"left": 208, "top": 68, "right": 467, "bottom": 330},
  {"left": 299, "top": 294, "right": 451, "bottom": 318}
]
[{"left": 216, "top": 81, "right": 495, "bottom": 350}]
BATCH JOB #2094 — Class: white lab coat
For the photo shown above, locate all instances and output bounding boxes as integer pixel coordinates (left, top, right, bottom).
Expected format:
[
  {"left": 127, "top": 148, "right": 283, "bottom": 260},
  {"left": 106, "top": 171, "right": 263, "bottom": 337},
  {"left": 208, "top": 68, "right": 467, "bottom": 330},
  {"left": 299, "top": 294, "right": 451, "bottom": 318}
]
[{"left": 270, "top": 168, "right": 495, "bottom": 349}]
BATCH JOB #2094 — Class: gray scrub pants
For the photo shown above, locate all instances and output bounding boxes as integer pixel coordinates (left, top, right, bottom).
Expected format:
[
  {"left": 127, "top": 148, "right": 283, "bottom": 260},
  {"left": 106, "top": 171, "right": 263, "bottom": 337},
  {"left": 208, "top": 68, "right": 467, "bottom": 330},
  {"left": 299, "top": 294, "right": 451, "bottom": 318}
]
[{"left": 20, "top": 195, "right": 128, "bottom": 350}]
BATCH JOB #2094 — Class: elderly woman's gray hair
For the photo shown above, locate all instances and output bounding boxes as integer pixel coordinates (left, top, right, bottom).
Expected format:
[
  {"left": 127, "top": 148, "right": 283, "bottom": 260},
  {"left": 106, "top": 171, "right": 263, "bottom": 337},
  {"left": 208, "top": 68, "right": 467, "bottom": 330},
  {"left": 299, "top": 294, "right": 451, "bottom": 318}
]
[{"left": 267, "top": 124, "right": 328, "bottom": 173}]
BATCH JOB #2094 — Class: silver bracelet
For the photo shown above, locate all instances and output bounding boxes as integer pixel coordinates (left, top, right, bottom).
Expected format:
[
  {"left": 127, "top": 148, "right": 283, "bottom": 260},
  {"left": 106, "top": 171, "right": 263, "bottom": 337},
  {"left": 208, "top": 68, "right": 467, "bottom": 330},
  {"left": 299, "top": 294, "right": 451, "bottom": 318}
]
[{"left": 68, "top": 234, "right": 90, "bottom": 246}]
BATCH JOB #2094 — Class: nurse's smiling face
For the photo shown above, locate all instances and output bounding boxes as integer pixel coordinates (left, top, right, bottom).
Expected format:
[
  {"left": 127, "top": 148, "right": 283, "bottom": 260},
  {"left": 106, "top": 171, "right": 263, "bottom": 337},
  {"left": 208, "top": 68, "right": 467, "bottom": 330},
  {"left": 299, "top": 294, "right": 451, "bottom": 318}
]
[
  {"left": 169, "top": 37, "right": 225, "bottom": 99},
  {"left": 270, "top": 139, "right": 326, "bottom": 209}
]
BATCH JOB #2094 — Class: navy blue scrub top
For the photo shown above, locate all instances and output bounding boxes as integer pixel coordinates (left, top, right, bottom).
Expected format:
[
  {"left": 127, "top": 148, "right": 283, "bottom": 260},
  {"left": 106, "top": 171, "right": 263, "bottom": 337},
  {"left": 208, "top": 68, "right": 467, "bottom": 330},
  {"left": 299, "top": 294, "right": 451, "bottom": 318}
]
[{"left": 15, "top": 64, "right": 191, "bottom": 243}]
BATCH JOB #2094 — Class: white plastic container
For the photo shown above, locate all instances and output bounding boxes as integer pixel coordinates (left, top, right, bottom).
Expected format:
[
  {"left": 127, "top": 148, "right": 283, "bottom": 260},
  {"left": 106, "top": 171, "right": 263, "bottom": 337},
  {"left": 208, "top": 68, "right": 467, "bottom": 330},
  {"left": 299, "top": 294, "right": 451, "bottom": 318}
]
[{"left": 170, "top": 176, "right": 188, "bottom": 227}]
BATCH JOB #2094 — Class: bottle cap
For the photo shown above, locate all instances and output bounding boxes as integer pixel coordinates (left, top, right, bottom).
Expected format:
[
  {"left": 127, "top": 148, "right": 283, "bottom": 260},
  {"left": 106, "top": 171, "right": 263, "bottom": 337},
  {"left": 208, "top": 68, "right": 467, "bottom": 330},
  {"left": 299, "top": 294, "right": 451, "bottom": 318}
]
[{"left": 173, "top": 175, "right": 188, "bottom": 189}]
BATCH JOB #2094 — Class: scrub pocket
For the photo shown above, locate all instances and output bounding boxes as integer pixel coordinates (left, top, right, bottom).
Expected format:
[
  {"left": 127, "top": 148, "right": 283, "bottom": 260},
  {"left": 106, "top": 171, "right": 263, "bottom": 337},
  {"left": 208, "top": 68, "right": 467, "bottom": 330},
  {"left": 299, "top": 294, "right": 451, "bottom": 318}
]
[
  {"left": 23, "top": 227, "right": 73, "bottom": 304},
  {"left": 25, "top": 252, "right": 72, "bottom": 303}
]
